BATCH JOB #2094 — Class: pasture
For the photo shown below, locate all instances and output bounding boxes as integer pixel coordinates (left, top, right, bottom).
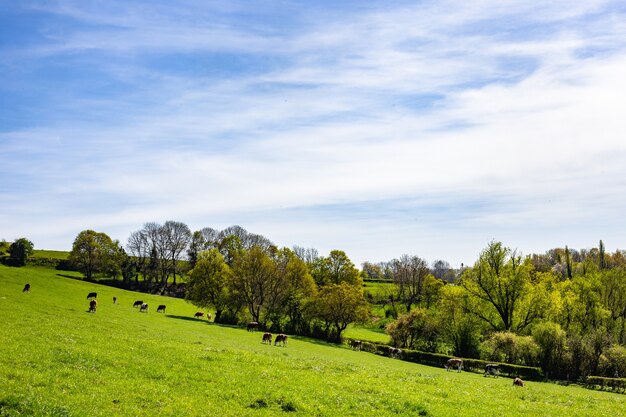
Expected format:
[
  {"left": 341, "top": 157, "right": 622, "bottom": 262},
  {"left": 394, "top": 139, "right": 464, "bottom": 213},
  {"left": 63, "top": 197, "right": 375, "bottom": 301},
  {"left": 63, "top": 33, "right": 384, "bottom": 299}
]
[{"left": 1, "top": 265, "right": 625, "bottom": 416}]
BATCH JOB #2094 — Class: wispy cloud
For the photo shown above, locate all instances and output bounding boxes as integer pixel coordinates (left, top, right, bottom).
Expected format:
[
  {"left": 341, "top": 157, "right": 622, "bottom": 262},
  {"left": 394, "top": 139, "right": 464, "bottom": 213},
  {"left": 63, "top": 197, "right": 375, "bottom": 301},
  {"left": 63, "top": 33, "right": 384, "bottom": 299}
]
[{"left": 2, "top": 0, "right": 626, "bottom": 265}]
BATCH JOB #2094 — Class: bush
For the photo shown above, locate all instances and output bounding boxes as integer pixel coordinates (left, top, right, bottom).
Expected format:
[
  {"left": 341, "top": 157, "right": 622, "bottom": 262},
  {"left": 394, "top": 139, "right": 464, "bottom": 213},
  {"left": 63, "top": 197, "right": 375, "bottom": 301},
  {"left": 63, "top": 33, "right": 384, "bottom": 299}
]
[
  {"left": 584, "top": 376, "right": 626, "bottom": 393},
  {"left": 349, "top": 338, "right": 544, "bottom": 380}
]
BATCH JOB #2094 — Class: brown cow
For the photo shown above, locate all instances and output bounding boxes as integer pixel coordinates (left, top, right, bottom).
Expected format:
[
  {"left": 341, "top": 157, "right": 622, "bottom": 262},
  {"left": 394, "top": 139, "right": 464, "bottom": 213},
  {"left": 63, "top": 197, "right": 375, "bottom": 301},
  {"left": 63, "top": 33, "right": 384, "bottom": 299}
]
[
  {"left": 247, "top": 321, "right": 259, "bottom": 332},
  {"left": 23, "top": 283, "right": 31, "bottom": 293},
  {"left": 89, "top": 299, "right": 97, "bottom": 313},
  {"left": 262, "top": 332, "right": 273, "bottom": 344},
  {"left": 446, "top": 358, "right": 463, "bottom": 372},
  {"left": 350, "top": 340, "right": 363, "bottom": 351},
  {"left": 194, "top": 312, "right": 204, "bottom": 318},
  {"left": 274, "top": 334, "right": 288, "bottom": 347},
  {"left": 513, "top": 377, "right": 524, "bottom": 387}
]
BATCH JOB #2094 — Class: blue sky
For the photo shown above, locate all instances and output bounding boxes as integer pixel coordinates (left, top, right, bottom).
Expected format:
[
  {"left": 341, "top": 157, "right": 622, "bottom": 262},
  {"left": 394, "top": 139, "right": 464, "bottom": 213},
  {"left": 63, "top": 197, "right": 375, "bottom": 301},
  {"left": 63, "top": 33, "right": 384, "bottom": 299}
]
[{"left": 2, "top": 0, "right": 626, "bottom": 267}]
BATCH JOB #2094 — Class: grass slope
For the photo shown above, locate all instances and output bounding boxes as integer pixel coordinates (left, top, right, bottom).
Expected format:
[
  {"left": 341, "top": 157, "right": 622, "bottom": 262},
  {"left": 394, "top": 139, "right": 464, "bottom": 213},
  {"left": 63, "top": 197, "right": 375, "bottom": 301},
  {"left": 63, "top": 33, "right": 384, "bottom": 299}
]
[{"left": 1, "top": 265, "right": 625, "bottom": 417}]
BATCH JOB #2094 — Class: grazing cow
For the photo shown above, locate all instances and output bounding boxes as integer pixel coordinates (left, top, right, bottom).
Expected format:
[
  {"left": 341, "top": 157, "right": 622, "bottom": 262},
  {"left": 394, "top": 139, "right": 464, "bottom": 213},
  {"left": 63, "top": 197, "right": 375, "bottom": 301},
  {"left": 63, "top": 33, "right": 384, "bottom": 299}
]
[
  {"left": 350, "top": 340, "right": 363, "bottom": 351},
  {"left": 194, "top": 312, "right": 204, "bottom": 318},
  {"left": 247, "top": 321, "right": 259, "bottom": 332},
  {"left": 133, "top": 300, "right": 143, "bottom": 308},
  {"left": 23, "top": 283, "right": 31, "bottom": 293},
  {"left": 157, "top": 305, "right": 166, "bottom": 313},
  {"left": 485, "top": 364, "right": 499, "bottom": 377},
  {"left": 513, "top": 377, "right": 524, "bottom": 387},
  {"left": 389, "top": 347, "right": 402, "bottom": 358},
  {"left": 274, "top": 334, "right": 288, "bottom": 347},
  {"left": 140, "top": 303, "right": 148, "bottom": 312},
  {"left": 262, "top": 332, "right": 273, "bottom": 344},
  {"left": 86, "top": 292, "right": 97, "bottom": 299},
  {"left": 445, "top": 358, "right": 463, "bottom": 372},
  {"left": 89, "top": 299, "right": 97, "bottom": 313},
  {"left": 113, "top": 296, "right": 117, "bottom": 304}
]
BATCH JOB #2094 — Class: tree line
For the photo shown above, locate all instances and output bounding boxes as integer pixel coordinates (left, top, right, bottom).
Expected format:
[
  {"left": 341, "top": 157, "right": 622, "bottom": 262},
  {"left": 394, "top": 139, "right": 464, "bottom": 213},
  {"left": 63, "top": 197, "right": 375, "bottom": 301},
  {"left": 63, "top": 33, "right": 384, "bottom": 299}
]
[
  {"left": 377, "top": 240, "right": 626, "bottom": 380},
  {"left": 5, "top": 224, "right": 626, "bottom": 379}
]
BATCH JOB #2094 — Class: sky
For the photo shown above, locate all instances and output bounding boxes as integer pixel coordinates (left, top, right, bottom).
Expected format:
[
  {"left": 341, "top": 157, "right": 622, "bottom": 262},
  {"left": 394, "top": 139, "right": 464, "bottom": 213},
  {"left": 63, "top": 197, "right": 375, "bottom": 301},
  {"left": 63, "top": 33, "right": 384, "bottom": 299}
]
[{"left": 1, "top": 0, "right": 626, "bottom": 268}]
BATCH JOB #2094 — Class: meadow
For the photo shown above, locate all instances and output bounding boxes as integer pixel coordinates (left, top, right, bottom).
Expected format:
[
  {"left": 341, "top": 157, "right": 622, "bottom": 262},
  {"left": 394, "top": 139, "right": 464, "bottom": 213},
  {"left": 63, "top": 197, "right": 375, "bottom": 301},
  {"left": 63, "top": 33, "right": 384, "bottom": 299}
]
[{"left": 1, "top": 265, "right": 625, "bottom": 417}]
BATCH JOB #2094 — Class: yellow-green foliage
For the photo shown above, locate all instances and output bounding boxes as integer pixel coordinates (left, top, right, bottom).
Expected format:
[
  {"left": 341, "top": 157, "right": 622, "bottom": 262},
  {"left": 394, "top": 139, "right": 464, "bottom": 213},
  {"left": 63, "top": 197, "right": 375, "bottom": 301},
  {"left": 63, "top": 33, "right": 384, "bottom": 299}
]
[{"left": 2, "top": 265, "right": 626, "bottom": 416}]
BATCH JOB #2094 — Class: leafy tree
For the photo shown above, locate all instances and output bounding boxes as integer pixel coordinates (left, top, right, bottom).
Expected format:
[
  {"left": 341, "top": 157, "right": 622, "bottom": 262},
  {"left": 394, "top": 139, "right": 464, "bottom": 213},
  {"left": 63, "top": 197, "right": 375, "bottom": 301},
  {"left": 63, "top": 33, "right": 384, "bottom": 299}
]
[
  {"left": 270, "top": 248, "right": 317, "bottom": 333},
  {"left": 480, "top": 331, "right": 539, "bottom": 366},
  {"left": 9, "top": 237, "right": 34, "bottom": 266},
  {"left": 186, "top": 249, "right": 232, "bottom": 322},
  {"left": 386, "top": 307, "right": 439, "bottom": 351},
  {"left": 312, "top": 282, "right": 369, "bottom": 342},
  {"left": 461, "top": 241, "right": 535, "bottom": 331},
  {"left": 69, "top": 230, "right": 118, "bottom": 279},
  {"left": 437, "top": 285, "right": 482, "bottom": 357},
  {"left": 231, "top": 246, "right": 277, "bottom": 324},
  {"left": 532, "top": 322, "right": 567, "bottom": 379},
  {"left": 311, "top": 250, "right": 361, "bottom": 287}
]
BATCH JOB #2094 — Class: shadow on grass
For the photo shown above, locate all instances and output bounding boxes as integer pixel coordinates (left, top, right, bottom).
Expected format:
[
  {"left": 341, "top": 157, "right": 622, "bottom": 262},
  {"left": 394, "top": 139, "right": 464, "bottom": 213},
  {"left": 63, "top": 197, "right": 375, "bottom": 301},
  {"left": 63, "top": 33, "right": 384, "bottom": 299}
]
[{"left": 166, "top": 314, "right": 212, "bottom": 323}]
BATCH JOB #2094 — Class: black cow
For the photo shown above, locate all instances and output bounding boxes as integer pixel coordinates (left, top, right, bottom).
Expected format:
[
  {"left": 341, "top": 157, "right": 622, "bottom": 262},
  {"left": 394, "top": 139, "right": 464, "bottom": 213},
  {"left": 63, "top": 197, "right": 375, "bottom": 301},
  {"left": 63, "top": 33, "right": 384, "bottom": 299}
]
[
  {"left": 86, "top": 292, "right": 97, "bottom": 299},
  {"left": 350, "top": 340, "right": 363, "bottom": 351},
  {"left": 194, "top": 312, "right": 204, "bottom": 318},
  {"left": 389, "top": 347, "right": 402, "bottom": 358},
  {"left": 262, "top": 332, "right": 273, "bottom": 344},
  {"left": 23, "top": 283, "right": 31, "bottom": 293},
  {"left": 140, "top": 303, "right": 148, "bottom": 312},
  {"left": 485, "top": 364, "right": 499, "bottom": 377},
  {"left": 157, "top": 305, "right": 166, "bottom": 313},
  {"left": 133, "top": 300, "right": 143, "bottom": 308},
  {"left": 113, "top": 296, "right": 117, "bottom": 304},
  {"left": 247, "top": 321, "right": 259, "bottom": 332},
  {"left": 274, "top": 334, "right": 288, "bottom": 347}
]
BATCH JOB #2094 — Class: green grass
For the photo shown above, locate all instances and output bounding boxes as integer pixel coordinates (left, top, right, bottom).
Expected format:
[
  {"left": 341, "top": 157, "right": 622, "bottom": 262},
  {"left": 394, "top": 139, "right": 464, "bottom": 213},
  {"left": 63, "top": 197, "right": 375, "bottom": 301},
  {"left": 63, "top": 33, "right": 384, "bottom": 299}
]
[
  {"left": 2, "top": 265, "right": 626, "bottom": 416},
  {"left": 362, "top": 281, "right": 395, "bottom": 299},
  {"left": 31, "top": 249, "right": 70, "bottom": 260},
  {"left": 343, "top": 324, "right": 390, "bottom": 344}
]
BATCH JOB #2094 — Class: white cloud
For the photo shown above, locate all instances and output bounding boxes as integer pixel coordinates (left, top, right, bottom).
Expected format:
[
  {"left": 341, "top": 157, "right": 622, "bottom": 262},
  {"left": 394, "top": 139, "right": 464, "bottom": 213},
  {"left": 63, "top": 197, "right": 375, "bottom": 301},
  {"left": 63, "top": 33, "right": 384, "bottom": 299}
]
[{"left": 2, "top": 0, "right": 626, "bottom": 264}]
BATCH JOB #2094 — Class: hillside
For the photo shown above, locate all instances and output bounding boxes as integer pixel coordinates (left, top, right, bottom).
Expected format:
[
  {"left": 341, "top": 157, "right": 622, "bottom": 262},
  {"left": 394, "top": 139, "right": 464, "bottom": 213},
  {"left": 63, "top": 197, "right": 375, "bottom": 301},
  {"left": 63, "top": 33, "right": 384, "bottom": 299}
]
[{"left": 1, "top": 265, "right": 625, "bottom": 416}]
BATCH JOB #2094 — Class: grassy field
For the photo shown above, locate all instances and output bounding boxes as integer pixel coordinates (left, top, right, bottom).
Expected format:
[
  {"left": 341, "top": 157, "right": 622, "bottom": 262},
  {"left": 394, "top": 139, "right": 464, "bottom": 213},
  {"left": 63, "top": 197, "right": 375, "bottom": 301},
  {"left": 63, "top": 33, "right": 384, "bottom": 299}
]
[
  {"left": 31, "top": 249, "right": 70, "bottom": 260},
  {"left": 1, "top": 265, "right": 625, "bottom": 416}
]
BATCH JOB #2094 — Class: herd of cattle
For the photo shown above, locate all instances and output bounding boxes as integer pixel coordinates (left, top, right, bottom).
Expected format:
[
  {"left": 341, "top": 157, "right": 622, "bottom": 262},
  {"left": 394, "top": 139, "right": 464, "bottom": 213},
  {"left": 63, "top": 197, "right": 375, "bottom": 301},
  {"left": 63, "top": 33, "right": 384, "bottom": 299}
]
[{"left": 22, "top": 283, "right": 526, "bottom": 385}]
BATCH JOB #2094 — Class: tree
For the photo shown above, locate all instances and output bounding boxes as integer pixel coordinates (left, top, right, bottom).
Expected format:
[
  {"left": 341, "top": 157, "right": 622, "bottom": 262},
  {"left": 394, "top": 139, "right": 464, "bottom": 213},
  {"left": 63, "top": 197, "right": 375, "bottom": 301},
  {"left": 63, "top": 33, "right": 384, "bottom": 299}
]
[
  {"left": 386, "top": 308, "right": 439, "bottom": 351},
  {"left": 161, "top": 220, "right": 191, "bottom": 287},
  {"left": 599, "top": 240, "right": 606, "bottom": 270},
  {"left": 532, "top": 322, "right": 567, "bottom": 378},
  {"left": 231, "top": 246, "right": 277, "bottom": 324},
  {"left": 461, "top": 241, "right": 535, "bottom": 331},
  {"left": 391, "top": 254, "right": 430, "bottom": 311},
  {"left": 311, "top": 250, "right": 361, "bottom": 287},
  {"left": 312, "top": 282, "right": 369, "bottom": 342},
  {"left": 437, "top": 285, "right": 482, "bottom": 357},
  {"left": 9, "top": 238, "right": 34, "bottom": 266},
  {"left": 273, "top": 248, "right": 317, "bottom": 333},
  {"left": 186, "top": 249, "right": 232, "bottom": 322},
  {"left": 69, "top": 230, "right": 118, "bottom": 279},
  {"left": 432, "top": 259, "right": 454, "bottom": 282}
]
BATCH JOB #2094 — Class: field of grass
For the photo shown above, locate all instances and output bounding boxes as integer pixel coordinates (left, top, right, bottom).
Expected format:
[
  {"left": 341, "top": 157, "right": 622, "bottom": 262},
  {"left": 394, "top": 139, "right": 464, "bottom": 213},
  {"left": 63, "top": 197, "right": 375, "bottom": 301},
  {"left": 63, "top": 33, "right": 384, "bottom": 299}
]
[
  {"left": 31, "top": 249, "right": 70, "bottom": 260},
  {"left": 2, "top": 265, "right": 626, "bottom": 416}
]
